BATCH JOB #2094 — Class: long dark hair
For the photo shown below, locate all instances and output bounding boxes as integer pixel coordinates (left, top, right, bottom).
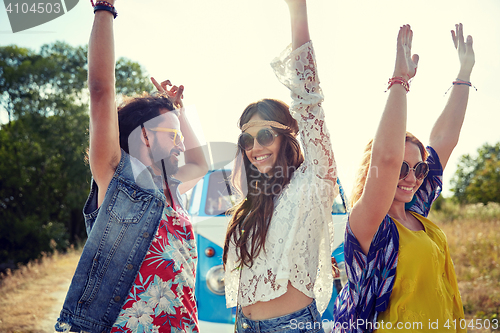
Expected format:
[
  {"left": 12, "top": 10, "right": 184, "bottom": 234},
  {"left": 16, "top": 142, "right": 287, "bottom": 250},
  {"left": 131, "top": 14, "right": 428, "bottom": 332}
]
[{"left": 223, "top": 99, "right": 304, "bottom": 269}]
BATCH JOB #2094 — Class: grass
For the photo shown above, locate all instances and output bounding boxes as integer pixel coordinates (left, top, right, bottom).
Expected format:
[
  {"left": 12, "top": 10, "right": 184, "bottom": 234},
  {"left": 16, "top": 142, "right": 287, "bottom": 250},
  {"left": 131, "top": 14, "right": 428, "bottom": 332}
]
[
  {"left": 430, "top": 201, "right": 500, "bottom": 332},
  {"left": 0, "top": 202, "right": 498, "bottom": 332},
  {"left": 0, "top": 247, "right": 81, "bottom": 333}
]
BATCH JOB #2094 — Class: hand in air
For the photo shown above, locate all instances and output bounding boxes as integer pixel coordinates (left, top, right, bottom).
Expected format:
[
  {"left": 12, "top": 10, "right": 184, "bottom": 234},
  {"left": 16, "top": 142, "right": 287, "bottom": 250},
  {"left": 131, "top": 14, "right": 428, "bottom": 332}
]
[
  {"left": 451, "top": 23, "right": 475, "bottom": 74},
  {"left": 151, "top": 77, "right": 184, "bottom": 109},
  {"left": 283, "top": 0, "right": 306, "bottom": 5},
  {"left": 393, "top": 25, "right": 419, "bottom": 80}
]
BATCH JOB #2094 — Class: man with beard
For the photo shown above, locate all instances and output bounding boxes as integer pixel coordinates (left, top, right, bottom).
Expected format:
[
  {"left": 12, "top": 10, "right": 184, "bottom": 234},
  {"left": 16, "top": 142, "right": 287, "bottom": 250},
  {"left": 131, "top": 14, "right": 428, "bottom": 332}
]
[{"left": 55, "top": 2, "right": 207, "bottom": 332}]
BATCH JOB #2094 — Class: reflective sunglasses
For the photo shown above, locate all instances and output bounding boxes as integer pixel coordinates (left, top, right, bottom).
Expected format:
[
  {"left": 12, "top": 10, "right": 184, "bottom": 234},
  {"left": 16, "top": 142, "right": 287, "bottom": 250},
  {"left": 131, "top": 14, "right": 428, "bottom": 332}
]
[
  {"left": 149, "top": 127, "right": 184, "bottom": 146},
  {"left": 238, "top": 128, "right": 279, "bottom": 151},
  {"left": 399, "top": 160, "right": 429, "bottom": 180}
]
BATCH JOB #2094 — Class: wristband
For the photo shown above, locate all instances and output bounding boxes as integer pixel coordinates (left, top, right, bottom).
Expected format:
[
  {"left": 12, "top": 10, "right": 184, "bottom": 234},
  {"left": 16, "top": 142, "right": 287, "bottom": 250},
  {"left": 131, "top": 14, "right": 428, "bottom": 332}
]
[
  {"left": 93, "top": 1, "right": 117, "bottom": 19},
  {"left": 453, "top": 79, "right": 475, "bottom": 89},
  {"left": 445, "top": 79, "right": 477, "bottom": 94},
  {"left": 386, "top": 76, "right": 410, "bottom": 93}
]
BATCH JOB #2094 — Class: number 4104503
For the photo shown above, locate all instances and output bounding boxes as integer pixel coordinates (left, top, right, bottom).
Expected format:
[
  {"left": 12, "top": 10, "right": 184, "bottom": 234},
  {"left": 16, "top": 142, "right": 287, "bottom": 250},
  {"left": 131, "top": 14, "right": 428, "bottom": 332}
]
[
  {"left": 5, "top": 2, "right": 62, "bottom": 14},
  {"left": 443, "top": 318, "right": 499, "bottom": 330}
]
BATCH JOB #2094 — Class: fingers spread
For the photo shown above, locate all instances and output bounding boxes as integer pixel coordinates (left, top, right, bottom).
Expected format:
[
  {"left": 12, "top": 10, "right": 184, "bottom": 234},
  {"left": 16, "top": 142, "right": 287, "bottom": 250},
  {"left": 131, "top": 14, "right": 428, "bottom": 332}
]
[
  {"left": 467, "top": 35, "right": 473, "bottom": 46},
  {"left": 151, "top": 77, "right": 163, "bottom": 91},
  {"left": 173, "top": 85, "right": 184, "bottom": 108},
  {"left": 397, "top": 25, "right": 410, "bottom": 50},
  {"left": 161, "top": 80, "right": 172, "bottom": 92},
  {"left": 451, "top": 30, "right": 458, "bottom": 49},
  {"left": 412, "top": 54, "right": 419, "bottom": 68},
  {"left": 177, "top": 85, "right": 184, "bottom": 96},
  {"left": 459, "top": 26, "right": 466, "bottom": 50},
  {"left": 397, "top": 26, "right": 404, "bottom": 45},
  {"left": 466, "top": 35, "right": 474, "bottom": 55},
  {"left": 408, "top": 26, "right": 413, "bottom": 50}
]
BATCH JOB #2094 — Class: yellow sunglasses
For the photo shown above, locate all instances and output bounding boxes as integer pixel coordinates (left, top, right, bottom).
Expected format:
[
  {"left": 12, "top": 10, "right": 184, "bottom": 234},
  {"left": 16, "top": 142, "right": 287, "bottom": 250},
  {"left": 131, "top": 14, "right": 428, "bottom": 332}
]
[{"left": 149, "top": 127, "right": 184, "bottom": 145}]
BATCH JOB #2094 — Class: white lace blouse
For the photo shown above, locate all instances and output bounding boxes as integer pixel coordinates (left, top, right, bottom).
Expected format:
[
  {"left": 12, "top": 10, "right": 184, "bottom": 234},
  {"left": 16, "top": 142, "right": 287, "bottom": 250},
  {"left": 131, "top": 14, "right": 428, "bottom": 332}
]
[{"left": 224, "top": 41, "right": 339, "bottom": 314}]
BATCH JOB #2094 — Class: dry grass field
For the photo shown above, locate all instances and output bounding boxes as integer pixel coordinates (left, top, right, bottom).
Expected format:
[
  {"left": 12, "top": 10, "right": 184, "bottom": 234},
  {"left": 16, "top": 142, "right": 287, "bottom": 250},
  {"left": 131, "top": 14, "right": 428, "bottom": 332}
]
[
  {"left": 0, "top": 247, "right": 80, "bottom": 333},
  {"left": 0, "top": 202, "right": 498, "bottom": 332},
  {"left": 430, "top": 201, "right": 500, "bottom": 332}
]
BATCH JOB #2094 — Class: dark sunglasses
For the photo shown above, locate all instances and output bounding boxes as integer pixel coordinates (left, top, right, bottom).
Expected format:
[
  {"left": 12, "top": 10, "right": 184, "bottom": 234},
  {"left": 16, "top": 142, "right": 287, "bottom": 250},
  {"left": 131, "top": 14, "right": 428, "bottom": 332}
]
[
  {"left": 399, "top": 160, "right": 429, "bottom": 180},
  {"left": 238, "top": 128, "right": 279, "bottom": 151}
]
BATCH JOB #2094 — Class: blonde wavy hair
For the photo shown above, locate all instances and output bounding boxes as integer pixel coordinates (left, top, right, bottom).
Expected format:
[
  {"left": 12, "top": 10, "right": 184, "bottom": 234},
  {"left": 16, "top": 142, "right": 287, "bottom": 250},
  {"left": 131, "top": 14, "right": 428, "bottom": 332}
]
[{"left": 350, "top": 132, "right": 429, "bottom": 208}]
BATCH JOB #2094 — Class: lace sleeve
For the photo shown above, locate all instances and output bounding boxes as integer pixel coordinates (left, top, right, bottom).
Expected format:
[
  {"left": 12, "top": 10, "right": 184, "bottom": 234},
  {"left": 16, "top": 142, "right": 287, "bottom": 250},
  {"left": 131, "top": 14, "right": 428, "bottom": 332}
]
[
  {"left": 405, "top": 147, "right": 443, "bottom": 217},
  {"left": 271, "top": 41, "right": 337, "bottom": 187}
]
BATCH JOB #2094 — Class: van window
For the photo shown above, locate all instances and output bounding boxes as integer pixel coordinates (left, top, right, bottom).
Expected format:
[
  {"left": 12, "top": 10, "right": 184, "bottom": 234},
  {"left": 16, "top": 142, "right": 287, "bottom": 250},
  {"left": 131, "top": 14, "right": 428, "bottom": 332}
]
[
  {"left": 332, "top": 192, "right": 347, "bottom": 214},
  {"left": 205, "top": 171, "right": 235, "bottom": 216},
  {"left": 187, "top": 178, "right": 204, "bottom": 216}
]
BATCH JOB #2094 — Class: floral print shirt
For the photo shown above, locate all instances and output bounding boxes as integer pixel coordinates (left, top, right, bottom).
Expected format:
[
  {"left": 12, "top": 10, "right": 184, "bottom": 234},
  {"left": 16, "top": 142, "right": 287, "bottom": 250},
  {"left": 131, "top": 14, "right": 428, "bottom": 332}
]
[{"left": 111, "top": 200, "right": 198, "bottom": 333}]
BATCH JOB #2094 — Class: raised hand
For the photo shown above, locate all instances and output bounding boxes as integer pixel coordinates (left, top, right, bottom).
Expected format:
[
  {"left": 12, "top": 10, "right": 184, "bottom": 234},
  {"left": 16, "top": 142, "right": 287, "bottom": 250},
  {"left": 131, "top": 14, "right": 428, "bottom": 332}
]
[
  {"left": 151, "top": 77, "right": 184, "bottom": 109},
  {"left": 452, "top": 23, "right": 475, "bottom": 79},
  {"left": 393, "top": 25, "right": 419, "bottom": 81},
  {"left": 284, "top": 0, "right": 306, "bottom": 5},
  {"left": 284, "top": 0, "right": 309, "bottom": 50}
]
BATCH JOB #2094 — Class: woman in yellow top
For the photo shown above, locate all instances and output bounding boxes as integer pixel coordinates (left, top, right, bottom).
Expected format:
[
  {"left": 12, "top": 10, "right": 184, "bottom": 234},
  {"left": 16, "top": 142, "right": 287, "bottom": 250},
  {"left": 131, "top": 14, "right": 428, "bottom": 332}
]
[{"left": 333, "top": 24, "right": 475, "bottom": 332}]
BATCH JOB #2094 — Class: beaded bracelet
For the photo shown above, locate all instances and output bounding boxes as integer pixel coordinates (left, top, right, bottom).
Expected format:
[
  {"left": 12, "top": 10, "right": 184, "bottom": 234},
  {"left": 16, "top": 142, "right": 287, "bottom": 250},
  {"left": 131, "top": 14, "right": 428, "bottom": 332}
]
[
  {"left": 387, "top": 76, "right": 410, "bottom": 93},
  {"left": 95, "top": 1, "right": 114, "bottom": 7},
  {"left": 92, "top": 0, "right": 117, "bottom": 18}
]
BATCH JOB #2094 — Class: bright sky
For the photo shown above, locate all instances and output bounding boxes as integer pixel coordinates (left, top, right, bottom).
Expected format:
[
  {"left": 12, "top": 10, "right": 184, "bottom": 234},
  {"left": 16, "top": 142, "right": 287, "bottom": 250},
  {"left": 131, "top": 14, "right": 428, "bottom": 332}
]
[{"left": 1, "top": 0, "right": 499, "bottom": 197}]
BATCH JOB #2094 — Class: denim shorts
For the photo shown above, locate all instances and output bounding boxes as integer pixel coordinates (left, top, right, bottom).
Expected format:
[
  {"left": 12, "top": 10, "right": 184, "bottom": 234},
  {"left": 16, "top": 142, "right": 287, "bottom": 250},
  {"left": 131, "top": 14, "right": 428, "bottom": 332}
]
[{"left": 236, "top": 299, "right": 325, "bottom": 333}]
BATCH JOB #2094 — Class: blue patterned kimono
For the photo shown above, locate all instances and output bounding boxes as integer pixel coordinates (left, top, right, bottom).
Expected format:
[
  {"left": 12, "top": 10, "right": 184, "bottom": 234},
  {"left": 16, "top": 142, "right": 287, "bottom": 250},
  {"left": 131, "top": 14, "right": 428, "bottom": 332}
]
[{"left": 333, "top": 147, "right": 443, "bottom": 332}]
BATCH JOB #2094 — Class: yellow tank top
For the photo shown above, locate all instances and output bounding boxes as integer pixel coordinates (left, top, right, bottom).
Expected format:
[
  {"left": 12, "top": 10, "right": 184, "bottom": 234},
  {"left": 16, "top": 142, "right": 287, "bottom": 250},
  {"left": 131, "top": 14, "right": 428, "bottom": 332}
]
[{"left": 376, "top": 212, "right": 465, "bottom": 332}]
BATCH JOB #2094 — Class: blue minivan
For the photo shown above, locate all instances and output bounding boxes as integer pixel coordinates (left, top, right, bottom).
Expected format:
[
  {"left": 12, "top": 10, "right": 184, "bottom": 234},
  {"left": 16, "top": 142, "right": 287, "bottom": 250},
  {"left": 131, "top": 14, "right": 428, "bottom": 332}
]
[{"left": 186, "top": 166, "right": 348, "bottom": 332}]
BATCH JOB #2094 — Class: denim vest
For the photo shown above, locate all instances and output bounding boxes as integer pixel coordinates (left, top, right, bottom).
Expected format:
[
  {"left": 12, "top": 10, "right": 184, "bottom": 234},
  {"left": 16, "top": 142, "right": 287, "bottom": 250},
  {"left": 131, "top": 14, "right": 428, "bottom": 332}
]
[{"left": 56, "top": 150, "right": 184, "bottom": 333}]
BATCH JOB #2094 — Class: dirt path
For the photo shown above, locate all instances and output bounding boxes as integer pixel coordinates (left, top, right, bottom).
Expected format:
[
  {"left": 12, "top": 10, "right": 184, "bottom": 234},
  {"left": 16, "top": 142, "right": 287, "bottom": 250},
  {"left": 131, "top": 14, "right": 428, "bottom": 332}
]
[
  {"left": 0, "top": 250, "right": 80, "bottom": 333},
  {"left": 2, "top": 245, "right": 497, "bottom": 333},
  {"left": 39, "top": 277, "right": 72, "bottom": 332}
]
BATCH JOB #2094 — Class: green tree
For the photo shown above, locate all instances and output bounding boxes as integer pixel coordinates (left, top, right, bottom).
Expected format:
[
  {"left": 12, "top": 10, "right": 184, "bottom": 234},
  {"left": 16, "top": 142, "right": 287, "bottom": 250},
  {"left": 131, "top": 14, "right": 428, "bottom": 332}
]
[
  {"left": 451, "top": 142, "right": 500, "bottom": 204},
  {"left": 0, "top": 42, "right": 154, "bottom": 268}
]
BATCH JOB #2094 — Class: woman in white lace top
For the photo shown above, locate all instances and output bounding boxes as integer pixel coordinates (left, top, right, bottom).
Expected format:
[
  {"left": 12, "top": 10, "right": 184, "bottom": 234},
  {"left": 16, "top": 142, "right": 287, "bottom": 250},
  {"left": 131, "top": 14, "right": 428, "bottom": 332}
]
[{"left": 223, "top": 0, "right": 338, "bottom": 331}]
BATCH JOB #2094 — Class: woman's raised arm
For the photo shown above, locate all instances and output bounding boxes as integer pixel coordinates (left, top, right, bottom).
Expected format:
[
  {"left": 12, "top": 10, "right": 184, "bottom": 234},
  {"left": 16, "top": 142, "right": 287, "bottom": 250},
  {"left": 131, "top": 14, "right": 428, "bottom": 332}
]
[
  {"left": 87, "top": 0, "right": 121, "bottom": 196},
  {"left": 349, "top": 25, "right": 419, "bottom": 254},
  {"left": 429, "top": 23, "right": 475, "bottom": 169},
  {"left": 285, "top": 0, "right": 310, "bottom": 50}
]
